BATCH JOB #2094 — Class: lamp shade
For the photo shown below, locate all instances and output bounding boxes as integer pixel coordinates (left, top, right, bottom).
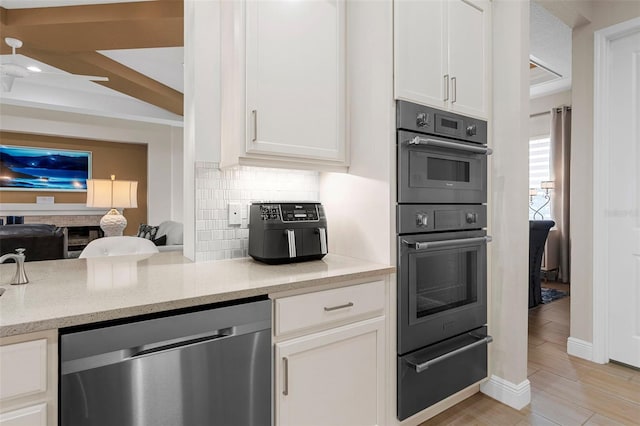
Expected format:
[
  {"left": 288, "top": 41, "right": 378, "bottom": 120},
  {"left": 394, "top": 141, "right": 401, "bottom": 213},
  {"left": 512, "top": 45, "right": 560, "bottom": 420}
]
[
  {"left": 86, "top": 177, "right": 138, "bottom": 209},
  {"left": 529, "top": 188, "right": 538, "bottom": 196},
  {"left": 541, "top": 180, "right": 555, "bottom": 190}
]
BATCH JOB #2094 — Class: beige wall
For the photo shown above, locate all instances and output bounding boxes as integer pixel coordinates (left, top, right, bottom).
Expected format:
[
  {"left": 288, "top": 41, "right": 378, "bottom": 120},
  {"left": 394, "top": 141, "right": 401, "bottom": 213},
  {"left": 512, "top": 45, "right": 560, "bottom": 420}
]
[
  {"left": 1, "top": 131, "right": 148, "bottom": 236},
  {"left": 529, "top": 90, "right": 572, "bottom": 138},
  {"left": 568, "top": 0, "right": 640, "bottom": 344},
  {"left": 320, "top": 0, "right": 394, "bottom": 266},
  {"left": 485, "top": 0, "right": 530, "bottom": 394},
  {"left": 0, "top": 104, "right": 182, "bottom": 226}
]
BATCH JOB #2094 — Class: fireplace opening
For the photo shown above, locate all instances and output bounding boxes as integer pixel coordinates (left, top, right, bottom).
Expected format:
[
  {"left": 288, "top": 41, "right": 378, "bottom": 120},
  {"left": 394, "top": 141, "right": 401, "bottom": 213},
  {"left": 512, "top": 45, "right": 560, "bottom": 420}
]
[{"left": 67, "top": 226, "right": 104, "bottom": 253}]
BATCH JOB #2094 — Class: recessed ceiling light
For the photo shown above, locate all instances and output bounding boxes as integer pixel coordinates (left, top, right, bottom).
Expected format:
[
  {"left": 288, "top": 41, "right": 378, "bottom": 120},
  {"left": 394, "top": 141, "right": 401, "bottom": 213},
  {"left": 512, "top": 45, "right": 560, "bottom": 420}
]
[{"left": 26, "top": 66, "right": 41, "bottom": 72}]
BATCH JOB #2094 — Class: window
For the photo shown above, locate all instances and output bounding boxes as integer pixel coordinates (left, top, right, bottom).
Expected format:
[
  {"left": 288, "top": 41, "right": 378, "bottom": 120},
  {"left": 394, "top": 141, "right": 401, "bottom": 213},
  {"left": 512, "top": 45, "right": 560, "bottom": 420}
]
[{"left": 529, "top": 136, "right": 552, "bottom": 220}]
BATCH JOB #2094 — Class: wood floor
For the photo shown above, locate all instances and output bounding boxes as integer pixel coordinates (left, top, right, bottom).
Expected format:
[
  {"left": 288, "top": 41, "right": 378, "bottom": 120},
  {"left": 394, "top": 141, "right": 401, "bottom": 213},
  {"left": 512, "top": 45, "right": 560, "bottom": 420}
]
[{"left": 420, "top": 283, "right": 640, "bottom": 425}]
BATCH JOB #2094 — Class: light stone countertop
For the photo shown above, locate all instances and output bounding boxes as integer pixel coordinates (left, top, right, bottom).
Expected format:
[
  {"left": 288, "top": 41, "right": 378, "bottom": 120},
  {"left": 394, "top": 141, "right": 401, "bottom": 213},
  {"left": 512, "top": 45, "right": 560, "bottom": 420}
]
[{"left": 0, "top": 252, "right": 395, "bottom": 337}]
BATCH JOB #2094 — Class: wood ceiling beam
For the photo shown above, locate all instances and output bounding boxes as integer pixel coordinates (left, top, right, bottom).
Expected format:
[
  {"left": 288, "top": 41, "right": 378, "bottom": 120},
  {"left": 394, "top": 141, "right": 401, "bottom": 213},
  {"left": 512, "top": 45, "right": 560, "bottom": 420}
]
[
  {"left": 0, "top": 2, "right": 183, "bottom": 52},
  {"left": 0, "top": 2, "right": 183, "bottom": 115},
  {"left": 22, "top": 48, "right": 183, "bottom": 116},
  {"left": 3, "top": 1, "right": 182, "bottom": 26}
]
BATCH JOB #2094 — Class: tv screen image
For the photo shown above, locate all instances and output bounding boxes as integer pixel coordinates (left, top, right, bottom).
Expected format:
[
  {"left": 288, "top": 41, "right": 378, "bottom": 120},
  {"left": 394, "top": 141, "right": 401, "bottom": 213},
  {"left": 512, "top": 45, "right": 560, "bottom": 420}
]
[{"left": 0, "top": 145, "right": 92, "bottom": 191}]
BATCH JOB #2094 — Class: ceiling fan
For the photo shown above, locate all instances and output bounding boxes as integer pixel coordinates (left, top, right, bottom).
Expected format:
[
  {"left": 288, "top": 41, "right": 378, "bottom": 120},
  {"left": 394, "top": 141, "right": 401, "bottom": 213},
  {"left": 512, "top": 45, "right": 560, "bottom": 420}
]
[{"left": 1, "top": 37, "right": 109, "bottom": 92}]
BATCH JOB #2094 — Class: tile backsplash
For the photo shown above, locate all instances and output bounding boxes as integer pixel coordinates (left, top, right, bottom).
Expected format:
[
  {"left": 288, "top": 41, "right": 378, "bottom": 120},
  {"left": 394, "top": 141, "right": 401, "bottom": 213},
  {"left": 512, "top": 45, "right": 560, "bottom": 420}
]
[{"left": 194, "top": 162, "right": 319, "bottom": 262}]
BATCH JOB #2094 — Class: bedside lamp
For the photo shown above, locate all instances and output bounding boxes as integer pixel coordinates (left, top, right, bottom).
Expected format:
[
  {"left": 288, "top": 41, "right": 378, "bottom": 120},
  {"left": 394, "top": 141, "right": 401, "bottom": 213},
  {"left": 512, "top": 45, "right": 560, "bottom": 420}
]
[{"left": 86, "top": 175, "right": 138, "bottom": 237}]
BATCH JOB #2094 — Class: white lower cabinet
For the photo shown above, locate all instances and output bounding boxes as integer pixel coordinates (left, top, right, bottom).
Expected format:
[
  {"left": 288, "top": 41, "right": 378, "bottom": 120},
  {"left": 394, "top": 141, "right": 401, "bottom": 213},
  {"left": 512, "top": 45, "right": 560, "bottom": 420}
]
[
  {"left": 0, "top": 331, "right": 57, "bottom": 426},
  {"left": 275, "top": 316, "right": 385, "bottom": 426},
  {"left": 0, "top": 403, "right": 47, "bottom": 426}
]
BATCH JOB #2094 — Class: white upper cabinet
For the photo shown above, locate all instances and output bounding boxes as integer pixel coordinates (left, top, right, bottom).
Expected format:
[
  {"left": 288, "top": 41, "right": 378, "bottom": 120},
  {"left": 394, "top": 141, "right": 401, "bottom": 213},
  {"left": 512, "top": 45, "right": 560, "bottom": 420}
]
[
  {"left": 447, "top": 0, "right": 490, "bottom": 118},
  {"left": 394, "top": 0, "right": 447, "bottom": 109},
  {"left": 394, "top": 0, "right": 491, "bottom": 119},
  {"left": 221, "top": 0, "right": 347, "bottom": 170}
]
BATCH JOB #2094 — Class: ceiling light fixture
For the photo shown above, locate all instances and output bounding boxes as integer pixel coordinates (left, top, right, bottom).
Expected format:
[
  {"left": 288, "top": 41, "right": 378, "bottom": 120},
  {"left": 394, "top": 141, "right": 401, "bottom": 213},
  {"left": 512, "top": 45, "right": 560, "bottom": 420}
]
[{"left": 26, "top": 66, "right": 41, "bottom": 73}]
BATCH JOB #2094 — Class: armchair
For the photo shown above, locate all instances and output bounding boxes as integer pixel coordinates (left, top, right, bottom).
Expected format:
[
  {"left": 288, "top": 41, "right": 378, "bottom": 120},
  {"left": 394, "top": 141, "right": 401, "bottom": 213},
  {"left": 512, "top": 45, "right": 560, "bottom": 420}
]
[{"left": 529, "top": 220, "right": 555, "bottom": 308}]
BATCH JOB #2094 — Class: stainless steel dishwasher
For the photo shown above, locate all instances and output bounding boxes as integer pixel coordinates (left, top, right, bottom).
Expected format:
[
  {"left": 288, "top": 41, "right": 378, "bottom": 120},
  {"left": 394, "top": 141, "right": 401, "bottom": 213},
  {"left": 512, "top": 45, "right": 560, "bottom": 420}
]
[{"left": 60, "top": 297, "right": 272, "bottom": 426}]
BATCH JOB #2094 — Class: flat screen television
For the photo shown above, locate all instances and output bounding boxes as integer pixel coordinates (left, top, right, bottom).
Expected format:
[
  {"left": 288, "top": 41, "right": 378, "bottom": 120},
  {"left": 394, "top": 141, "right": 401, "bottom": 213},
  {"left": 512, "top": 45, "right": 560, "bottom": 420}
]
[{"left": 0, "top": 145, "right": 92, "bottom": 191}]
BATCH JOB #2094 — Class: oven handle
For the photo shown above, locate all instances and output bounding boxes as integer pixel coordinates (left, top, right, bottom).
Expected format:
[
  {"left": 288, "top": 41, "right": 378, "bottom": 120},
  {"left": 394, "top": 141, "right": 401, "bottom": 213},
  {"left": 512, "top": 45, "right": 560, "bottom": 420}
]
[
  {"left": 407, "top": 136, "right": 493, "bottom": 155},
  {"left": 408, "top": 333, "right": 494, "bottom": 374},
  {"left": 403, "top": 235, "right": 492, "bottom": 251}
]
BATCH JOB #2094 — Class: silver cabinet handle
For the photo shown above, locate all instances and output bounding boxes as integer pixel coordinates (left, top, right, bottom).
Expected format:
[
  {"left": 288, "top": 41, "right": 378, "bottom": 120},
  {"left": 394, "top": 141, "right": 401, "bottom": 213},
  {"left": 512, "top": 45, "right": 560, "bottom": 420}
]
[
  {"left": 408, "top": 334, "right": 493, "bottom": 373},
  {"left": 282, "top": 357, "right": 289, "bottom": 396},
  {"left": 403, "top": 235, "right": 492, "bottom": 251},
  {"left": 324, "top": 302, "right": 354, "bottom": 312},
  {"left": 443, "top": 74, "right": 449, "bottom": 101},
  {"left": 252, "top": 109, "right": 258, "bottom": 142},
  {"left": 407, "top": 136, "right": 493, "bottom": 155},
  {"left": 285, "top": 229, "right": 296, "bottom": 258},
  {"left": 451, "top": 76, "right": 457, "bottom": 103},
  {"left": 318, "top": 227, "right": 327, "bottom": 255}
]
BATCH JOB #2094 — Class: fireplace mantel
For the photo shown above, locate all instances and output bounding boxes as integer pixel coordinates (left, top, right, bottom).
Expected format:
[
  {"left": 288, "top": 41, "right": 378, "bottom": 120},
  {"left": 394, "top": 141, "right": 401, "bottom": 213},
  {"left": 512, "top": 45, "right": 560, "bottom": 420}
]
[{"left": 0, "top": 203, "right": 107, "bottom": 216}]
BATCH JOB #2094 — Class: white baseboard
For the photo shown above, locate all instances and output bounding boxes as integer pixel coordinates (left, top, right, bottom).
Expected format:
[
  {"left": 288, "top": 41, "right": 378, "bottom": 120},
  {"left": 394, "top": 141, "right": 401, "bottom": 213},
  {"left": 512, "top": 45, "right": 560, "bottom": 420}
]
[
  {"left": 480, "top": 375, "right": 531, "bottom": 410},
  {"left": 567, "top": 337, "right": 593, "bottom": 361}
]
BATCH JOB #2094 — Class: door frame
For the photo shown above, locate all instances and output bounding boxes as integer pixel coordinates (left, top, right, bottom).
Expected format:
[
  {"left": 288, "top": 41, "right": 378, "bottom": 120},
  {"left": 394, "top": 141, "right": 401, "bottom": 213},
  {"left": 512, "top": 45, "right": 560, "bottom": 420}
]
[{"left": 592, "top": 16, "right": 640, "bottom": 364}]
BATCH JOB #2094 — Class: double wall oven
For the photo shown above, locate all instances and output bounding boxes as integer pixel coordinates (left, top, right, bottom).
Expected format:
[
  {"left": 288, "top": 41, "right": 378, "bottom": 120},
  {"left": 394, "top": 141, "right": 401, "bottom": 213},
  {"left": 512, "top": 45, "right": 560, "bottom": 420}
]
[{"left": 396, "top": 101, "right": 493, "bottom": 421}]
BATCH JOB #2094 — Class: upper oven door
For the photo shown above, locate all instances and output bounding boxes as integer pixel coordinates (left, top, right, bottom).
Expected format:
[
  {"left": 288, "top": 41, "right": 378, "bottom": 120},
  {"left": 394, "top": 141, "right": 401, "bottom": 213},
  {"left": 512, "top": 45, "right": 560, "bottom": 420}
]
[
  {"left": 398, "top": 130, "right": 490, "bottom": 204},
  {"left": 398, "top": 230, "right": 489, "bottom": 354}
]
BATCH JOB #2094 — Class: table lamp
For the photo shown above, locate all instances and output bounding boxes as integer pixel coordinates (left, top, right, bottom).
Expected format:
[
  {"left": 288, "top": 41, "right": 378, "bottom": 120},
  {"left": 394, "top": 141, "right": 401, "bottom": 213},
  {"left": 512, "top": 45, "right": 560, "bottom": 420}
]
[{"left": 86, "top": 175, "right": 138, "bottom": 237}]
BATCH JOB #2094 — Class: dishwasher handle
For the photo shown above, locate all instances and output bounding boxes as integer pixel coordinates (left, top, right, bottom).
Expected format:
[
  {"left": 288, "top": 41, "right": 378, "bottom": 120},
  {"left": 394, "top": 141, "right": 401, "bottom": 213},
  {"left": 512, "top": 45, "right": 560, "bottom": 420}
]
[
  {"left": 61, "top": 319, "right": 271, "bottom": 375},
  {"left": 131, "top": 327, "right": 234, "bottom": 358}
]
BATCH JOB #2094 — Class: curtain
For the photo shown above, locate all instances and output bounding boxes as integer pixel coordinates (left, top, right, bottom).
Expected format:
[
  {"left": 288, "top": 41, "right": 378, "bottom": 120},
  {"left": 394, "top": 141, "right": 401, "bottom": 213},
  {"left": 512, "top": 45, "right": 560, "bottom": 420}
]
[{"left": 550, "top": 107, "right": 571, "bottom": 283}]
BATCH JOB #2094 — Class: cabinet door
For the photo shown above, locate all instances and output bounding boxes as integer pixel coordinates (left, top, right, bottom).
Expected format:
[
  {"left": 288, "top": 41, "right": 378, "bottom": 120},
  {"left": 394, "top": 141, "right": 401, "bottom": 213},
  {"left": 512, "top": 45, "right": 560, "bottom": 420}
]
[
  {"left": 275, "top": 317, "right": 385, "bottom": 426},
  {"left": 447, "top": 0, "right": 490, "bottom": 119},
  {"left": 246, "top": 0, "right": 346, "bottom": 162},
  {"left": 0, "top": 403, "right": 47, "bottom": 426},
  {"left": 394, "top": 0, "right": 448, "bottom": 108},
  {"left": 0, "top": 339, "right": 47, "bottom": 402}
]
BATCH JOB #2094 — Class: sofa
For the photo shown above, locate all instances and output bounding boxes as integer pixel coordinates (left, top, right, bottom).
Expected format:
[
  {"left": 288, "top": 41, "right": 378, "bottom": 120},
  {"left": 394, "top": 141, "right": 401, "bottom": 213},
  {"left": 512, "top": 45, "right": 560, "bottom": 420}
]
[
  {"left": 0, "top": 224, "right": 68, "bottom": 261},
  {"left": 156, "top": 220, "right": 183, "bottom": 252}
]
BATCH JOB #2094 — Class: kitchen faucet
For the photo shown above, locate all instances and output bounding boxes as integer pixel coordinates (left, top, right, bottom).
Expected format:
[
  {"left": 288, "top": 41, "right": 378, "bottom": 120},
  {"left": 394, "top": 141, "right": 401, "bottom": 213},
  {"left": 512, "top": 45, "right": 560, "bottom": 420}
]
[{"left": 0, "top": 248, "right": 29, "bottom": 285}]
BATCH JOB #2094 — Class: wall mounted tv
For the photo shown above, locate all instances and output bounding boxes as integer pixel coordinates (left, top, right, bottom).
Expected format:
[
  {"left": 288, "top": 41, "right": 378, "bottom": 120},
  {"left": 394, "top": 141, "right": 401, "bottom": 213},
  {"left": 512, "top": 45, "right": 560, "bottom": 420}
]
[{"left": 0, "top": 145, "right": 92, "bottom": 191}]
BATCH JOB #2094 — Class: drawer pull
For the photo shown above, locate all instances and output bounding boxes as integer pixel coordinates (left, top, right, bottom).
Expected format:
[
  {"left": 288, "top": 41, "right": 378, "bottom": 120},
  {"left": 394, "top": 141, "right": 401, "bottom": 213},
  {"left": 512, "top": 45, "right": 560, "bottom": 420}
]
[
  {"left": 408, "top": 333, "right": 493, "bottom": 373},
  {"left": 323, "top": 302, "right": 354, "bottom": 312},
  {"left": 282, "top": 357, "right": 289, "bottom": 396}
]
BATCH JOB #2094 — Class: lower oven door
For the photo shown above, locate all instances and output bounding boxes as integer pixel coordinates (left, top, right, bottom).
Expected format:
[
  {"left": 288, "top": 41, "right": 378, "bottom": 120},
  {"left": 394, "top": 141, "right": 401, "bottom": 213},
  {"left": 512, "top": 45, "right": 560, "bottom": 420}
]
[
  {"left": 397, "top": 326, "right": 491, "bottom": 421},
  {"left": 398, "top": 230, "right": 490, "bottom": 354}
]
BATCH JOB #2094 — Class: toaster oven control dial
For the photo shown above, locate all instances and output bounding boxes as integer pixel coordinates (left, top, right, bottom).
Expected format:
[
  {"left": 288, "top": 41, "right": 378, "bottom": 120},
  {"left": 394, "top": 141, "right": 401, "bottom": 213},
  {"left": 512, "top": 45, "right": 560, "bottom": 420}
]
[
  {"left": 466, "top": 124, "right": 477, "bottom": 136},
  {"left": 465, "top": 212, "right": 478, "bottom": 224}
]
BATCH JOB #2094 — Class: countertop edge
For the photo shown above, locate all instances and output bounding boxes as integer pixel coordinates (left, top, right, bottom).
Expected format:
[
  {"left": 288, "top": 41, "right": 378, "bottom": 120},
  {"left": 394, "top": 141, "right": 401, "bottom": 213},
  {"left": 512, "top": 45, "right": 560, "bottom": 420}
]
[{"left": 0, "top": 265, "right": 395, "bottom": 337}]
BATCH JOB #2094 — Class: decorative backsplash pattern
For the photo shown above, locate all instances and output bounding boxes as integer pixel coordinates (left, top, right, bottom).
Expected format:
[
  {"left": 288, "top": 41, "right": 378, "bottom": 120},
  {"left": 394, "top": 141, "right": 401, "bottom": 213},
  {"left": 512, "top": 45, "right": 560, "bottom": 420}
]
[{"left": 194, "top": 162, "right": 320, "bottom": 262}]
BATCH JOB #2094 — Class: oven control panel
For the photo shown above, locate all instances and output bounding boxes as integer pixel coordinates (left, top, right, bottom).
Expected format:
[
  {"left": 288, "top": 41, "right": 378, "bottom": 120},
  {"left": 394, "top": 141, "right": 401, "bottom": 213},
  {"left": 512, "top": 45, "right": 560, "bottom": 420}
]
[
  {"left": 396, "top": 100, "right": 487, "bottom": 145},
  {"left": 397, "top": 204, "right": 486, "bottom": 235}
]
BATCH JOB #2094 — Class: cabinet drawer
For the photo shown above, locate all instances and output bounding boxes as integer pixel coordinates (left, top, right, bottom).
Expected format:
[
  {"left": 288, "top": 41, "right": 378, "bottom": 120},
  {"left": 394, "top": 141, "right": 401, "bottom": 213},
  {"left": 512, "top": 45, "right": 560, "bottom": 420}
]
[
  {"left": 275, "top": 280, "right": 385, "bottom": 336},
  {"left": 0, "top": 339, "right": 47, "bottom": 401}
]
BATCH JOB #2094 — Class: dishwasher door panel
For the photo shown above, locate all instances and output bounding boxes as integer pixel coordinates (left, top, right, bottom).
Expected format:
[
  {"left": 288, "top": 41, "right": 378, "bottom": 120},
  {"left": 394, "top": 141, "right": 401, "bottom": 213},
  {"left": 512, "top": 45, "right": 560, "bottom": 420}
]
[{"left": 62, "top": 328, "right": 271, "bottom": 426}]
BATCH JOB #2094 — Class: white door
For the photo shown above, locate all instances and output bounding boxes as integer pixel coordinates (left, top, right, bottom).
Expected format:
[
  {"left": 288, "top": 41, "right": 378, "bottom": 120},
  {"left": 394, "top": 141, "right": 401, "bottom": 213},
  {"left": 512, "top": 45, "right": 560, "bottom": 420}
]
[
  {"left": 394, "top": 0, "right": 447, "bottom": 109},
  {"left": 245, "top": 0, "right": 345, "bottom": 162},
  {"left": 607, "top": 28, "right": 640, "bottom": 368},
  {"left": 447, "top": 0, "right": 490, "bottom": 119},
  {"left": 275, "top": 317, "right": 385, "bottom": 426}
]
